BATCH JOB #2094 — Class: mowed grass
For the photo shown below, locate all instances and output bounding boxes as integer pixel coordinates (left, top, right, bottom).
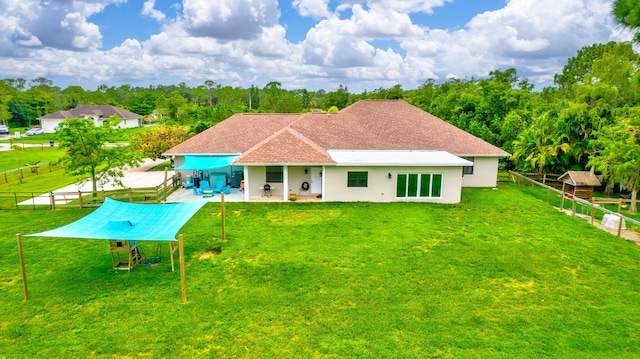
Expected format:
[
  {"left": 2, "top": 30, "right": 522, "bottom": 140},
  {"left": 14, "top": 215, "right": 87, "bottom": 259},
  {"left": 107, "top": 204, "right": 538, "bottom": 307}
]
[
  {"left": 0, "top": 146, "right": 65, "bottom": 172},
  {"left": 1, "top": 185, "right": 640, "bottom": 357}
]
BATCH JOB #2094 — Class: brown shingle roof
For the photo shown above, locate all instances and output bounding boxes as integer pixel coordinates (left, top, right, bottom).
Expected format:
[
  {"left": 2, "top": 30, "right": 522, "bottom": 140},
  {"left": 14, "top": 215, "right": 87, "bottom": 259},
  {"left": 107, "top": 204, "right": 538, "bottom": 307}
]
[
  {"left": 165, "top": 113, "right": 302, "bottom": 155},
  {"left": 165, "top": 100, "right": 510, "bottom": 161},
  {"left": 39, "top": 105, "right": 142, "bottom": 119},
  {"left": 292, "top": 100, "right": 509, "bottom": 155},
  {"left": 558, "top": 171, "right": 602, "bottom": 186},
  {"left": 235, "top": 128, "right": 335, "bottom": 165}
]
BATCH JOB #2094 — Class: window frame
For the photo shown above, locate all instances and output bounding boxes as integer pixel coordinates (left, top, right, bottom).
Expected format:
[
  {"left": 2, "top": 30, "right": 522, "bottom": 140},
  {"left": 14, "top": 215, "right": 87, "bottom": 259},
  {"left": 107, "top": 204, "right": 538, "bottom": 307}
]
[
  {"left": 462, "top": 157, "right": 474, "bottom": 176},
  {"left": 396, "top": 173, "right": 443, "bottom": 198},
  {"left": 347, "top": 171, "right": 369, "bottom": 188},
  {"left": 265, "top": 166, "right": 284, "bottom": 183}
]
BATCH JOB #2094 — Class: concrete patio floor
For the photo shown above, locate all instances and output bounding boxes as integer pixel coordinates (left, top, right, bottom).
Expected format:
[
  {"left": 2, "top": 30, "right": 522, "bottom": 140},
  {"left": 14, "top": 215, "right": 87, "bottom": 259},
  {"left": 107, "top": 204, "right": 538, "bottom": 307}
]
[
  {"left": 165, "top": 186, "right": 323, "bottom": 203},
  {"left": 24, "top": 157, "right": 324, "bottom": 204}
]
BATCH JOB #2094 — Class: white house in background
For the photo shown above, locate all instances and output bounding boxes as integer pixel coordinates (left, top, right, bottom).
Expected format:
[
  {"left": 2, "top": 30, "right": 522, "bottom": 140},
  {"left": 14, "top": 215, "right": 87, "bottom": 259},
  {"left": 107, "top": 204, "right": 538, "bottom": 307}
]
[
  {"left": 164, "top": 100, "right": 510, "bottom": 203},
  {"left": 38, "top": 105, "right": 143, "bottom": 133}
]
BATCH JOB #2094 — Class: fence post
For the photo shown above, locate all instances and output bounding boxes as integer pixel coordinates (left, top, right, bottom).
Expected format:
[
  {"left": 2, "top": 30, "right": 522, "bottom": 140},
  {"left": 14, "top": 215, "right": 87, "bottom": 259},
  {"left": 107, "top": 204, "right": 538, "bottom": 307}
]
[
  {"left": 50, "top": 192, "right": 55, "bottom": 210},
  {"left": 617, "top": 214, "right": 623, "bottom": 238},
  {"left": 546, "top": 189, "right": 551, "bottom": 204},
  {"left": 618, "top": 199, "right": 622, "bottom": 213},
  {"left": 543, "top": 173, "right": 547, "bottom": 184},
  {"left": 164, "top": 167, "right": 168, "bottom": 202},
  {"left": 78, "top": 191, "right": 83, "bottom": 209},
  {"left": 128, "top": 188, "right": 133, "bottom": 203},
  {"left": 156, "top": 186, "right": 160, "bottom": 203},
  {"left": 531, "top": 183, "right": 535, "bottom": 196},
  {"left": 590, "top": 203, "right": 595, "bottom": 224},
  {"left": 571, "top": 196, "right": 577, "bottom": 216}
]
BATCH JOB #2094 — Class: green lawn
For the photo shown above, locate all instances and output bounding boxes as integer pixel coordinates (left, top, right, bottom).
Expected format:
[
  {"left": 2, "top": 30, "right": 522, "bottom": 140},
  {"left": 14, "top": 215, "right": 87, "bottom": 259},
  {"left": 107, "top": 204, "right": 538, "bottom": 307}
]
[
  {"left": 1, "top": 185, "right": 640, "bottom": 357},
  {"left": 0, "top": 146, "right": 65, "bottom": 172}
]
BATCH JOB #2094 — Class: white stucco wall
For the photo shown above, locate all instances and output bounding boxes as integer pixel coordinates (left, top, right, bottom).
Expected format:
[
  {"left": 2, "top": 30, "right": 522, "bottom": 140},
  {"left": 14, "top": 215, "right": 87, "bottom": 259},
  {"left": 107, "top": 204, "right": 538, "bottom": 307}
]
[
  {"left": 39, "top": 117, "right": 141, "bottom": 133},
  {"left": 322, "top": 166, "right": 464, "bottom": 203},
  {"left": 115, "top": 118, "right": 141, "bottom": 129},
  {"left": 242, "top": 165, "right": 468, "bottom": 203},
  {"left": 246, "top": 166, "right": 285, "bottom": 198},
  {"left": 460, "top": 156, "right": 501, "bottom": 188},
  {"left": 40, "top": 119, "right": 63, "bottom": 133}
]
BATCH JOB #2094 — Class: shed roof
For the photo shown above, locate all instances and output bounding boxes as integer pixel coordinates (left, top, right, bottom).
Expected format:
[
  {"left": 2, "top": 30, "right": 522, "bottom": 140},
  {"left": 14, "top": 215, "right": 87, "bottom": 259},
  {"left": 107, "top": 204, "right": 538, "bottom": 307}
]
[{"left": 558, "top": 171, "right": 602, "bottom": 187}]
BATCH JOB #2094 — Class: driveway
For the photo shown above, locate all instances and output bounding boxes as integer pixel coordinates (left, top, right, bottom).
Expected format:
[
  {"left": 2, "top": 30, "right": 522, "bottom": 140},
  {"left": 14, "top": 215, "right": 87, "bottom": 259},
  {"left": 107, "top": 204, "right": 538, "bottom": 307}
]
[{"left": 20, "top": 159, "right": 174, "bottom": 205}]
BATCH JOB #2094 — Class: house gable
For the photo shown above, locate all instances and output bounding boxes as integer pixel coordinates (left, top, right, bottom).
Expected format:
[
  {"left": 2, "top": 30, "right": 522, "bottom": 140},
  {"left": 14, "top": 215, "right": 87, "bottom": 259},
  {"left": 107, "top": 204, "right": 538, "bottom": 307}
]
[{"left": 235, "top": 127, "right": 335, "bottom": 165}]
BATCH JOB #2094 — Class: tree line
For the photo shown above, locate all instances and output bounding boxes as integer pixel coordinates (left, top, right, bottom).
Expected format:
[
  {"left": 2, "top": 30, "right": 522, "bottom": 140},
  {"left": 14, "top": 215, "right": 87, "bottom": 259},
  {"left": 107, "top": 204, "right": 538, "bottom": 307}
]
[{"left": 2, "top": 40, "right": 640, "bottom": 210}]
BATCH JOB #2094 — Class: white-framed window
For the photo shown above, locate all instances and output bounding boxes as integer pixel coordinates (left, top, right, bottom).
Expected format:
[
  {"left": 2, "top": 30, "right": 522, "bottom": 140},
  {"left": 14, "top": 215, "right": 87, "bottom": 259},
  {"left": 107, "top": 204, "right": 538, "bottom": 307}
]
[{"left": 396, "top": 173, "right": 443, "bottom": 198}]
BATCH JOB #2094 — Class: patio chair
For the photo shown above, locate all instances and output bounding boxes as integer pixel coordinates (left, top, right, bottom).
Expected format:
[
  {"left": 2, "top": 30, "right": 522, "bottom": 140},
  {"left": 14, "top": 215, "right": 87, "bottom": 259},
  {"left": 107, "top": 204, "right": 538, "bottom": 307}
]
[
  {"left": 200, "top": 180, "right": 214, "bottom": 198},
  {"left": 192, "top": 185, "right": 201, "bottom": 195},
  {"left": 212, "top": 179, "right": 225, "bottom": 193}
]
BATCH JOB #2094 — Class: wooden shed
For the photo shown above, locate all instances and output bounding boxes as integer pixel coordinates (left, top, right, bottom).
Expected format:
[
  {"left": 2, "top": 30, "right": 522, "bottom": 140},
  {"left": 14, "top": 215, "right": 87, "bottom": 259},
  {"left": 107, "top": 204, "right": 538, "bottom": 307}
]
[{"left": 558, "top": 171, "right": 601, "bottom": 199}]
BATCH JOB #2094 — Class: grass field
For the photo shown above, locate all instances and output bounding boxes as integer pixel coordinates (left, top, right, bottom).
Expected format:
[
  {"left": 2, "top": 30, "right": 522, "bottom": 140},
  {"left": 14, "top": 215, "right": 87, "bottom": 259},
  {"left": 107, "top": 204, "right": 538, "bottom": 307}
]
[
  {"left": 0, "top": 146, "right": 65, "bottom": 172},
  {"left": 1, "top": 184, "right": 640, "bottom": 357}
]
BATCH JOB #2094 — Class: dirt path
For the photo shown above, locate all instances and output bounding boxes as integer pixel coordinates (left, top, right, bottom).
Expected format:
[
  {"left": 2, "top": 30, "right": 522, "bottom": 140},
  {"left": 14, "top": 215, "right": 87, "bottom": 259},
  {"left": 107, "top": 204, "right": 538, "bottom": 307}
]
[{"left": 560, "top": 208, "right": 639, "bottom": 245}]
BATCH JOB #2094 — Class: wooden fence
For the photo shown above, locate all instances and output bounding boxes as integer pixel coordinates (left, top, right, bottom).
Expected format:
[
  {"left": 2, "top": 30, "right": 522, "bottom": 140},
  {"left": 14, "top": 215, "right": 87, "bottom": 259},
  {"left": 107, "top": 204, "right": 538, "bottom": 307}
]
[
  {"left": 0, "top": 174, "right": 180, "bottom": 210},
  {"left": 508, "top": 171, "right": 640, "bottom": 239},
  {"left": 0, "top": 162, "right": 65, "bottom": 183}
]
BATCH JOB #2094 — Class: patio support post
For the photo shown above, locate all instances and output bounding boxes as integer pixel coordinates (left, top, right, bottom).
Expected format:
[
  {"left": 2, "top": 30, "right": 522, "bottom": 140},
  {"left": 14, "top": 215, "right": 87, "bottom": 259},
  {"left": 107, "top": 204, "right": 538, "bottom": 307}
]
[
  {"left": 16, "top": 233, "right": 28, "bottom": 300},
  {"left": 283, "top": 165, "right": 289, "bottom": 201},
  {"left": 243, "top": 167, "right": 250, "bottom": 202},
  {"left": 221, "top": 192, "right": 226, "bottom": 241},
  {"left": 179, "top": 234, "right": 187, "bottom": 303}
]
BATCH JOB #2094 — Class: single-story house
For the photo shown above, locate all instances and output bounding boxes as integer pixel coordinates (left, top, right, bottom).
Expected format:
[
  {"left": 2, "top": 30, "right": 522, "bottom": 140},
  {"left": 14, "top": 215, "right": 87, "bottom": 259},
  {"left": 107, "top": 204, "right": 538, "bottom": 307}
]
[
  {"left": 38, "top": 105, "right": 143, "bottom": 133},
  {"left": 164, "top": 100, "right": 510, "bottom": 203}
]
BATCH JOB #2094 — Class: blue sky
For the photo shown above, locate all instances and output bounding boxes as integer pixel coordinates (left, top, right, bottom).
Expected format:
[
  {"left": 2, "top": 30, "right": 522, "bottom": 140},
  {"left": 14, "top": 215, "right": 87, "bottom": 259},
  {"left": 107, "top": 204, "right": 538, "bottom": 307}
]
[{"left": 0, "top": 0, "right": 631, "bottom": 92}]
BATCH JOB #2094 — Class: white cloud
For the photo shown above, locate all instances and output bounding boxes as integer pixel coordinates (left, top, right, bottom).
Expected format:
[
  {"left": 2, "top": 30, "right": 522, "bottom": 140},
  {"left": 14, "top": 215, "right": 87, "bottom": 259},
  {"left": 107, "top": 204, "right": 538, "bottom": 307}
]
[
  {"left": 182, "top": 0, "right": 280, "bottom": 40},
  {"left": 142, "top": 0, "right": 167, "bottom": 23},
  {"left": 0, "top": 0, "right": 122, "bottom": 52},
  {"left": 0, "top": 0, "right": 633, "bottom": 92},
  {"left": 399, "top": 0, "right": 633, "bottom": 86},
  {"left": 293, "top": 0, "right": 331, "bottom": 18}
]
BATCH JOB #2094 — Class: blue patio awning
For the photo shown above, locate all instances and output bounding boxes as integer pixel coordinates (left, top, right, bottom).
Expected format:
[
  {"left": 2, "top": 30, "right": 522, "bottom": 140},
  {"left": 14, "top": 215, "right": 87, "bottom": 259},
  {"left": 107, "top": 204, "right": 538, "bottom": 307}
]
[
  {"left": 26, "top": 198, "right": 207, "bottom": 241},
  {"left": 174, "top": 155, "right": 239, "bottom": 171}
]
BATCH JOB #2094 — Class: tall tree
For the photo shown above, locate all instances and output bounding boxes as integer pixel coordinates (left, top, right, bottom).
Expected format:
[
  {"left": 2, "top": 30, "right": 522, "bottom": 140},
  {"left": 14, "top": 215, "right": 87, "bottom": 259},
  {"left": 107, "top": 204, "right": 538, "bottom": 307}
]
[
  {"left": 323, "top": 85, "right": 349, "bottom": 110},
  {"left": 56, "top": 116, "right": 141, "bottom": 200},
  {"left": 613, "top": 0, "right": 640, "bottom": 42},
  {"left": 589, "top": 109, "right": 640, "bottom": 213},
  {"left": 130, "top": 125, "right": 191, "bottom": 160}
]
